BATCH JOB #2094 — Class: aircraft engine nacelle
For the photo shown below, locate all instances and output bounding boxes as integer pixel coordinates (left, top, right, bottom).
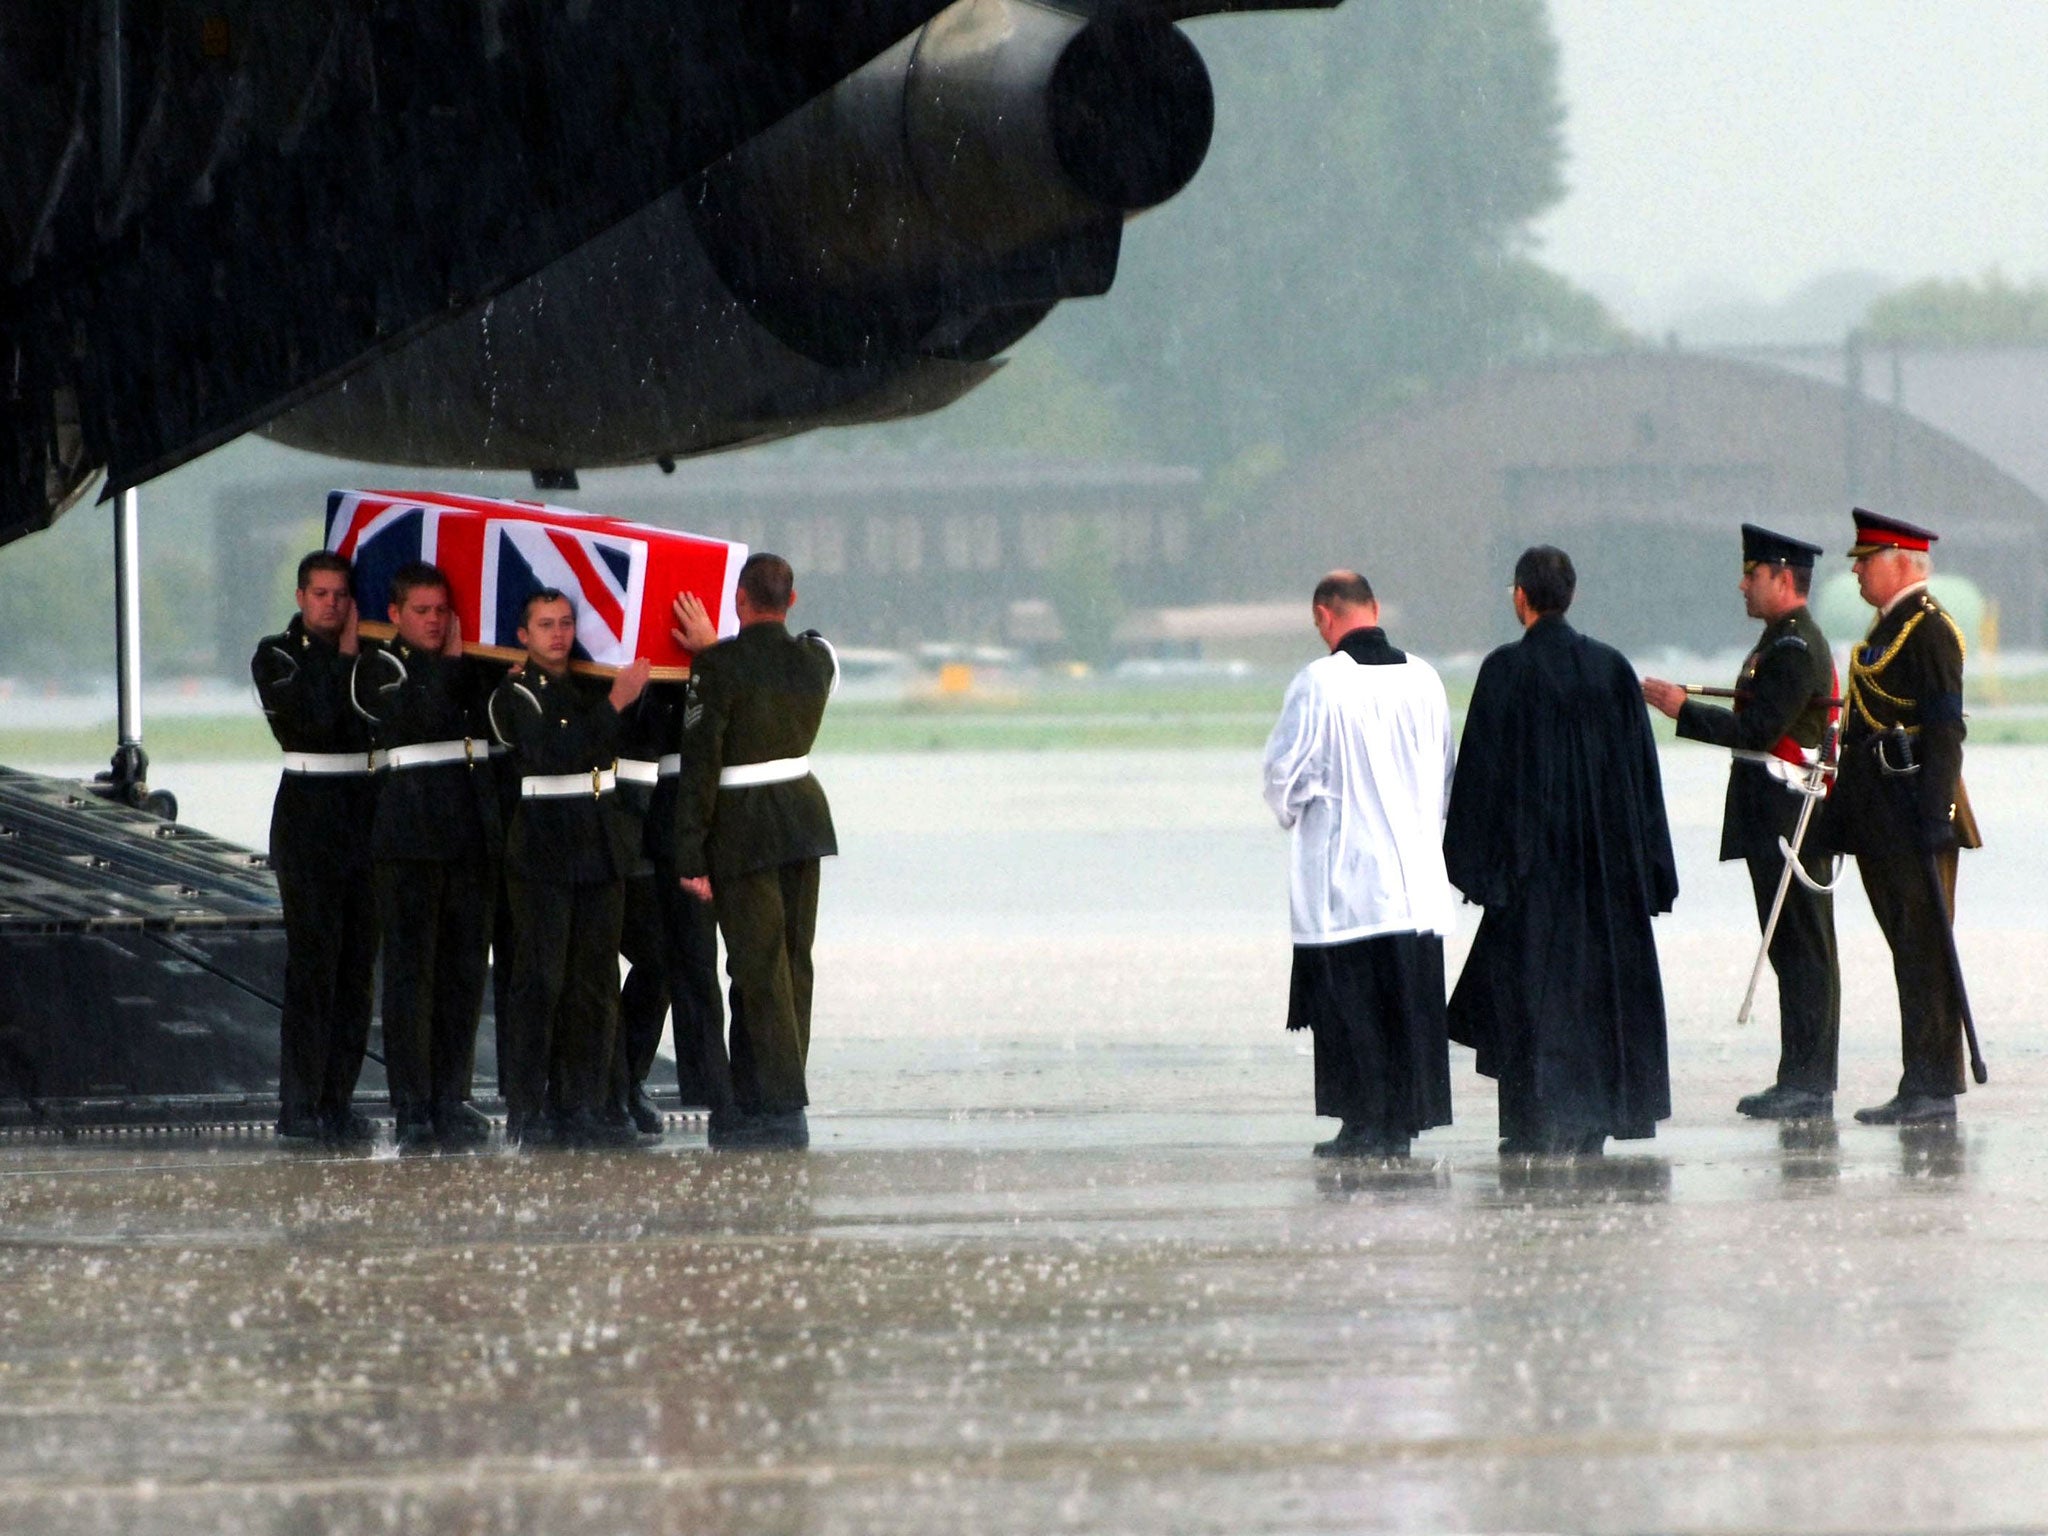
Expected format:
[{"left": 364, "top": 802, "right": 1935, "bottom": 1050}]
[{"left": 261, "top": 0, "right": 1215, "bottom": 473}]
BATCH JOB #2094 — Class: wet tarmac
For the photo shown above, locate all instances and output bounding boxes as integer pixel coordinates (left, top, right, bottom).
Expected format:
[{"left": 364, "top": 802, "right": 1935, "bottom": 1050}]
[{"left": 4, "top": 748, "right": 2047, "bottom": 1533}]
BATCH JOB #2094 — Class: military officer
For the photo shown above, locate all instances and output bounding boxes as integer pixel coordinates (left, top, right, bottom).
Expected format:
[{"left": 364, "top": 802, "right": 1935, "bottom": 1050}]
[
  {"left": 614, "top": 679, "right": 730, "bottom": 1132},
  {"left": 1818, "top": 508, "right": 1981, "bottom": 1125},
  {"left": 489, "top": 589, "right": 650, "bottom": 1148},
  {"left": 1644, "top": 525, "right": 1841, "bottom": 1119},
  {"left": 350, "top": 560, "right": 503, "bottom": 1150},
  {"left": 251, "top": 551, "right": 380, "bottom": 1145},
  {"left": 672, "top": 554, "right": 837, "bottom": 1150}
]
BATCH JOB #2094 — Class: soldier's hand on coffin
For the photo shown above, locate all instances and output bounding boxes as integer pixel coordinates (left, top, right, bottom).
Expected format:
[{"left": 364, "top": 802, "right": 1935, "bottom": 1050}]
[
  {"left": 610, "top": 657, "right": 652, "bottom": 711},
  {"left": 441, "top": 616, "right": 464, "bottom": 658},
  {"left": 679, "top": 875, "right": 712, "bottom": 904},
  {"left": 671, "top": 592, "right": 718, "bottom": 653},
  {"left": 338, "top": 597, "right": 360, "bottom": 657}
]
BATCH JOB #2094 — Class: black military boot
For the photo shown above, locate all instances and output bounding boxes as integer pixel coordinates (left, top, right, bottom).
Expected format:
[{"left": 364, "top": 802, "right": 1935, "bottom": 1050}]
[
  {"left": 708, "top": 1109, "right": 809, "bottom": 1150},
  {"left": 1854, "top": 1093, "right": 1957, "bottom": 1125},
  {"left": 626, "top": 1085, "right": 665, "bottom": 1138},
  {"left": 1737, "top": 1084, "right": 1834, "bottom": 1120},
  {"left": 276, "top": 1107, "right": 325, "bottom": 1143},
  {"left": 394, "top": 1106, "right": 438, "bottom": 1151},
  {"left": 561, "top": 1108, "right": 642, "bottom": 1150},
  {"left": 504, "top": 1109, "right": 560, "bottom": 1149},
  {"left": 324, "top": 1107, "right": 377, "bottom": 1146},
  {"left": 432, "top": 1100, "right": 492, "bottom": 1149}
]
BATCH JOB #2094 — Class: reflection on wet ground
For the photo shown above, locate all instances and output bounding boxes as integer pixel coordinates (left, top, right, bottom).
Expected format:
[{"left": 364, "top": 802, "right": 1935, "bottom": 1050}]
[
  {"left": 2, "top": 1087, "right": 2045, "bottom": 1536},
  {"left": 4, "top": 748, "right": 2045, "bottom": 1532}
]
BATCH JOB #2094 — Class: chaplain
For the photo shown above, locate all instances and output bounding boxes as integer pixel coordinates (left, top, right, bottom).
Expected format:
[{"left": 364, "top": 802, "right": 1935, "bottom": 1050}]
[
  {"left": 251, "top": 551, "right": 380, "bottom": 1145},
  {"left": 1261, "top": 570, "right": 1457, "bottom": 1160},
  {"left": 1816, "top": 508, "right": 1981, "bottom": 1125},
  {"left": 1642, "top": 524, "right": 1841, "bottom": 1121},
  {"left": 1443, "top": 545, "right": 1679, "bottom": 1156}
]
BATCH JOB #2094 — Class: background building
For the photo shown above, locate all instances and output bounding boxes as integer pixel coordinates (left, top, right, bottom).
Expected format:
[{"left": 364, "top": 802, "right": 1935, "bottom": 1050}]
[{"left": 1233, "top": 350, "right": 2048, "bottom": 655}]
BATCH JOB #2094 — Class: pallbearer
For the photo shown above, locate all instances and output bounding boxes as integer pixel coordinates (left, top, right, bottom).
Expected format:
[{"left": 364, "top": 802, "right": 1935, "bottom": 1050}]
[
  {"left": 1642, "top": 525, "right": 1841, "bottom": 1120},
  {"left": 673, "top": 554, "right": 837, "bottom": 1151},
  {"left": 1817, "top": 509, "right": 1982, "bottom": 1124},
  {"left": 615, "top": 678, "right": 730, "bottom": 1129},
  {"left": 350, "top": 561, "right": 503, "bottom": 1151},
  {"left": 489, "top": 590, "right": 650, "bottom": 1148},
  {"left": 1262, "top": 570, "right": 1457, "bottom": 1160},
  {"left": 251, "top": 552, "right": 380, "bottom": 1145}
]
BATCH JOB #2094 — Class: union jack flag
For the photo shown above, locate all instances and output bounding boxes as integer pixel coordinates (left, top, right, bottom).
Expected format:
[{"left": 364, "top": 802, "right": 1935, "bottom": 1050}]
[{"left": 325, "top": 489, "right": 747, "bottom": 675}]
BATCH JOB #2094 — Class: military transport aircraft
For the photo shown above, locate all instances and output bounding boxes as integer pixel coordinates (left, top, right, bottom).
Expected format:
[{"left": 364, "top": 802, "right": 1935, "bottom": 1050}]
[{"left": 0, "top": 0, "right": 1336, "bottom": 1125}]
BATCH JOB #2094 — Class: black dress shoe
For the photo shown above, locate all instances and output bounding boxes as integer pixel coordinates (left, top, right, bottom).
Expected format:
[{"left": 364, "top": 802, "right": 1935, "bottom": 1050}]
[
  {"left": 1854, "top": 1093, "right": 1957, "bottom": 1125},
  {"left": 276, "top": 1109, "right": 325, "bottom": 1143},
  {"left": 432, "top": 1100, "right": 492, "bottom": 1149},
  {"left": 626, "top": 1086, "right": 665, "bottom": 1138},
  {"left": 1500, "top": 1131, "right": 1602, "bottom": 1157},
  {"left": 324, "top": 1108, "right": 377, "bottom": 1146},
  {"left": 1313, "top": 1121, "right": 1408, "bottom": 1159},
  {"left": 1737, "top": 1084, "right": 1834, "bottom": 1120},
  {"left": 394, "top": 1109, "right": 438, "bottom": 1151},
  {"left": 707, "top": 1109, "right": 810, "bottom": 1150}
]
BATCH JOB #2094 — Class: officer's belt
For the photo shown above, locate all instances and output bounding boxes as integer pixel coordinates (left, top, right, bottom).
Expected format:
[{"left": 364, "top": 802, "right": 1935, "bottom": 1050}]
[
  {"left": 383, "top": 739, "right": 488, "bottom": 770},
  {"left": 615, "top": 758, "right": 661, "bottom": 786},
  {"left": 1733, "top": 742, "right": 1817, "bottom": 789},
  {"left": 280, "top": 751, "right": 380, "bottom": 776},
  {"left": 522, "top": 769, "right": 617, "bottom": 798},
  {"left": 719, "top": 755, "right": 809, "bottom": 788}
]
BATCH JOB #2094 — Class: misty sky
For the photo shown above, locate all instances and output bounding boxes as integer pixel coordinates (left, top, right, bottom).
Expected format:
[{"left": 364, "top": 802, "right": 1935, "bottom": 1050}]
[{"left": 1537, "top": 0, "right": 2048, "bottom": 330}]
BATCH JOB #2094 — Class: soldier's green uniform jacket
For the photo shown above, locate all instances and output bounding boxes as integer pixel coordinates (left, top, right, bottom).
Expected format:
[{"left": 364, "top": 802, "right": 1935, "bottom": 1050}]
[
  {"left": 349, "top": 640, "right": 502, "bottom": 862},
  {"left": 1820, "top": 586, "right": 1981, "bottom": 857},
  {"left": 252, "top": 616, "right": 379, "bottom": 868},
  {"left": 674, "top": 622, "right": 837, "bottom": 882},
  {"left": 1675, "top": 605, "right": 1834, "bottom": 862},
  {"left": 488, "top": 663, "right": 639, "bottom": 884}
]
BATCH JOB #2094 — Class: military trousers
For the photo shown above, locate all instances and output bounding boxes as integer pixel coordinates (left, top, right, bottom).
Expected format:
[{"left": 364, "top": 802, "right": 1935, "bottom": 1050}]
[
  {"left": 1745, "top": 849, "right": 1841, "bottom": 1093},
  {"left": 505, "top": 876, "right": 625, "bottom": 1120},
  {"left": 374, "top": 857, "right": 494, "bottom": 1114},
  {"left": 1857, "top": 847, "right": 1967, "bottom": 1097},
  {"left": 617, "top": 869, "right": 730, "bottom": 1111},
  {"left": 715, "top": 859, "right": 819, "bottom": 1115},
  {"left": 274, "top": 856, "right": 378, "bottom": 1122}
]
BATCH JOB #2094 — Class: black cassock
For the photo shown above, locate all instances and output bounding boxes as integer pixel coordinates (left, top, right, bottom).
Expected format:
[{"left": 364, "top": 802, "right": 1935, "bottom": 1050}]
[{"left": 1443, "top": 615, "right": 1678, "bottom": 1143}]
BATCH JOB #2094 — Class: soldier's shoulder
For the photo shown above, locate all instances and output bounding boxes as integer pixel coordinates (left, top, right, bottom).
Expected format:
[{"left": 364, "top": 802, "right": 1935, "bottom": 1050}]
[
  {"left": 1915, "top": 592, "right": 1967, "bottom": 653},
  {"left": 1787, "top": 606, "right": 1830, "bottom": 646},
  {"left": 250, "top": 629, "right": 297, "bottom": 676}
]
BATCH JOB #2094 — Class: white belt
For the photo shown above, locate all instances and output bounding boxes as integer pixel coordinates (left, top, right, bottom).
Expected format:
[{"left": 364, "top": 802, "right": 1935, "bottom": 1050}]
[
  {"left": 657, "top": 753, "right": 682, "bottom": 778},
  {"left": 281, "top": 751, "right": 379, "bottom": 776},
  {"left": 615, "top": 758, "right": 661, "bottom": 786},
  {"left": 1733, "top": 748, "right": 1817, "bottom": 788},
  {"left": 718, "top": 755, "right": 809, "bottom": 788},
  {"left": 383, "top": 739, "right": 487, "bottom": 770},
  {"left": 522, "top": 769, "right": 617, "bottom": 798}
]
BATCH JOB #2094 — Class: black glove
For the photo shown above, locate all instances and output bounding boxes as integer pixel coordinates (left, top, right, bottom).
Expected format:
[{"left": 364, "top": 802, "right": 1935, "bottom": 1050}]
[{"left": 1918, "top": 812, "right": 1957, "bottom": 854}]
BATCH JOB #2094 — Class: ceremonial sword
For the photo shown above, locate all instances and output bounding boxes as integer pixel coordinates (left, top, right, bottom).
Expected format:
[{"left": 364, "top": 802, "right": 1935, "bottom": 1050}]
[{"left": 1737, "top": 723, "right": 1841, "bottom": 1026}]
